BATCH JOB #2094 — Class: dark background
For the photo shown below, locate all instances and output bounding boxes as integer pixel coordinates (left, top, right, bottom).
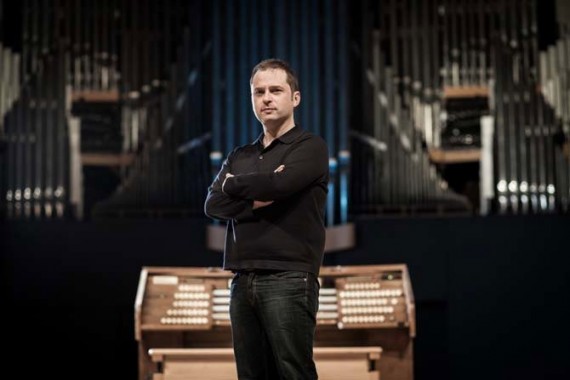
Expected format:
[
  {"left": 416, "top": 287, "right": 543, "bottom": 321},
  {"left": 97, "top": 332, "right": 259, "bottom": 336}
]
[
  {"left": 2, "top": 214, "right": 569, "bottom": 380},
  {"left": 3, "top": 1, "right": 561, "bottom": 54},
  {"left": 2, "top": 1, "right": 570, "bottom": 379}
]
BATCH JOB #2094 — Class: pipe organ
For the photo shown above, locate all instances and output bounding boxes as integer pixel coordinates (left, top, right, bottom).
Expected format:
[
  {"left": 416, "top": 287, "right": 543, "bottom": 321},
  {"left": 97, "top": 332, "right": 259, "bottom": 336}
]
[
  {"left": 135, "top": 264, "right": 415, "bottom": 380},
  {"left": 354, "top": 0, "right": 570, "bottom": 216},
  {"left": 2, "top": 1, "right": 569, "bottom": 220}
]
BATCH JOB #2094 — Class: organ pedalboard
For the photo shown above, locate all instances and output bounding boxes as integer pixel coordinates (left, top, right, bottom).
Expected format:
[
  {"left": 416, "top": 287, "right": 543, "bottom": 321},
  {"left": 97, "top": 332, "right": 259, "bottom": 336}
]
[{"left": 135, "top": 264, "right": 415, "bottom": 380}]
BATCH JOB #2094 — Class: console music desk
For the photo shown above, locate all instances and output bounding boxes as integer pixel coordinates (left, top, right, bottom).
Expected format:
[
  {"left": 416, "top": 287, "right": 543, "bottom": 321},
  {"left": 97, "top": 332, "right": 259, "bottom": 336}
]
[{"left": 135, "top": 264, "right": 415, "bottom": 380}]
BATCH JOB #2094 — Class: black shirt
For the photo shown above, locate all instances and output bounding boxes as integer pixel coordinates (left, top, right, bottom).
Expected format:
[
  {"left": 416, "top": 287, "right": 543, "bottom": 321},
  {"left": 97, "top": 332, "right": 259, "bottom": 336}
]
[{"left": 204, "top": 126, "right": 329, "bottom": 275}]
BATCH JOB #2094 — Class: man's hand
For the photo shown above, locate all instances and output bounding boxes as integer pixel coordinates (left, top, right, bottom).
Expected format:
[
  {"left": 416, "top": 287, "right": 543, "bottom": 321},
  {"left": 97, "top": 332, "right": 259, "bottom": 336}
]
[
  {"left": 253, "top": 200, "right": 274, "bottom": 209},
  {"left": 222, "top": 172, "right": 234, "bottom": 193}
]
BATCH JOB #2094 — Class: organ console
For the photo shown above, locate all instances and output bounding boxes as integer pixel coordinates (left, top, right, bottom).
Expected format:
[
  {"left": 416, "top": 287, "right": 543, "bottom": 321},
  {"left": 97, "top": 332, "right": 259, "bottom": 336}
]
[{"left": 135, "top": 264, "right": 415, "bottom": 380}]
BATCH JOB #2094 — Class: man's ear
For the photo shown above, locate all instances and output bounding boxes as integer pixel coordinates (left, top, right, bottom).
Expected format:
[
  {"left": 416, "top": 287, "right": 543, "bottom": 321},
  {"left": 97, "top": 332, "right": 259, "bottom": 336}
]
[{"left": 293, "top": 91, "right": 301, "bottom": 107}]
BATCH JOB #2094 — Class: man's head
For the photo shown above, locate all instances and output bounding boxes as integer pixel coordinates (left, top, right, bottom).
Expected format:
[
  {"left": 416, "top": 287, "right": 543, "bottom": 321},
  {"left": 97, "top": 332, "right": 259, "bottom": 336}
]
[
  {"left": 250, "top": 58, "right": 299, "bottom": 94},
  {"left": 250, "top": 59, "right": 301, "bottom": 128}
]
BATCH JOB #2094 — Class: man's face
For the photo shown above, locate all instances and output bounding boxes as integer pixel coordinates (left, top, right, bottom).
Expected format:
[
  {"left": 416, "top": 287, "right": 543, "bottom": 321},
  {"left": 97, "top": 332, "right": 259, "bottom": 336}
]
[{"left": 251, "top": 69, "right": 300, "bottom": 126}]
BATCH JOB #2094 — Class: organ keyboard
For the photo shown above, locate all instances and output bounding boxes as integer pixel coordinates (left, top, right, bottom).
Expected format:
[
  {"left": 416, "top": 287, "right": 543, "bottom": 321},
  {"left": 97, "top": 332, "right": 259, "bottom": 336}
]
[{"left": 135, "top": 264, "right": 415, "bottom": 380}]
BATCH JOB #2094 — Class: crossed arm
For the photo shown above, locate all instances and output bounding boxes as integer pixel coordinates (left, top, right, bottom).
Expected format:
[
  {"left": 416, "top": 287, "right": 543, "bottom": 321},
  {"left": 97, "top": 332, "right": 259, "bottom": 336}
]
[
  {"left": 203, "top": 161, "right": 283, "bottom": 222},
  {"left": 204, "top": 138, "right": 328, "bottom": 222},
  {"left": 222, "top": 164, "right": 284, "bottom": 209}
]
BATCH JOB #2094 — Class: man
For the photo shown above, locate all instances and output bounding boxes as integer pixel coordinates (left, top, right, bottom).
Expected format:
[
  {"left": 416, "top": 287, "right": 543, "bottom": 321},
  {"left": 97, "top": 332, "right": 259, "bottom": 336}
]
[{"left": 204, "top": 58, "right": 329, "bottom": 379}]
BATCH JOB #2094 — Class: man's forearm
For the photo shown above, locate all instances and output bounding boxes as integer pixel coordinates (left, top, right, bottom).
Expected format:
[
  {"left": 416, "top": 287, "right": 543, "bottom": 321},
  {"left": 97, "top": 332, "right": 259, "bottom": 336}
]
[{"left": 204, "top": 191, "right": 255, "bottom": 221}]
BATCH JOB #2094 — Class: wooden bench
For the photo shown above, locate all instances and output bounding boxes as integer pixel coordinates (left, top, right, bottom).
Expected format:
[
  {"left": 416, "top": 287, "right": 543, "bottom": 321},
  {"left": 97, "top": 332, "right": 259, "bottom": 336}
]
[{"left": 149, "top": 346, "right": 382, "bottom": 380}]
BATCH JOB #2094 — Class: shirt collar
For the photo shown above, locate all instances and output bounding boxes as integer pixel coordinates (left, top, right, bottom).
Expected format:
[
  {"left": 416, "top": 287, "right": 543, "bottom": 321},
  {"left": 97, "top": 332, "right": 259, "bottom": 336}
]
[
  {"left": 254, "top": 125, "right": 302, "bottom": 147},
  {"left": 278, "top": 125, "right": 302, "bottom": 144}
]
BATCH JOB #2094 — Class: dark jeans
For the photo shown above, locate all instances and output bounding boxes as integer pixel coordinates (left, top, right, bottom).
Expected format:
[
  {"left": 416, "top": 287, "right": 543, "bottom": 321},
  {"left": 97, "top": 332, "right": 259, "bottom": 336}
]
[{"left": 229, "top": 270, "right": 320, "bottom": 380}]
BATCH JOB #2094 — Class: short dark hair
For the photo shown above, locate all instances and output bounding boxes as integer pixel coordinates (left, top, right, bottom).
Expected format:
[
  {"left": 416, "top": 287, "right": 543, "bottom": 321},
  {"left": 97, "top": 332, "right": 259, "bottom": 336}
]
[{"left": 250, "top": 58, "right": 300, "bottom": 93}]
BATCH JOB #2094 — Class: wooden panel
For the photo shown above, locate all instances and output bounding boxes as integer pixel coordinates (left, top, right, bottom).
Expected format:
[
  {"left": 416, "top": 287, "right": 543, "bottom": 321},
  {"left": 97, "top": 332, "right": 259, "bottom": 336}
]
[
  {"left": 149, "top": 347, "right": 382, "bottom": 380},
  {"left": 443, "top": 86, "right": 489, "bottom": 98},
  {"left": 428, "top": 148, "right": 481, "bottom": 164},
  {"left": 72, "top": 90, "right": 120, "bottom": 103},
  {"left": 81, "top": 153, "right": 134, "bottom": 167}
]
